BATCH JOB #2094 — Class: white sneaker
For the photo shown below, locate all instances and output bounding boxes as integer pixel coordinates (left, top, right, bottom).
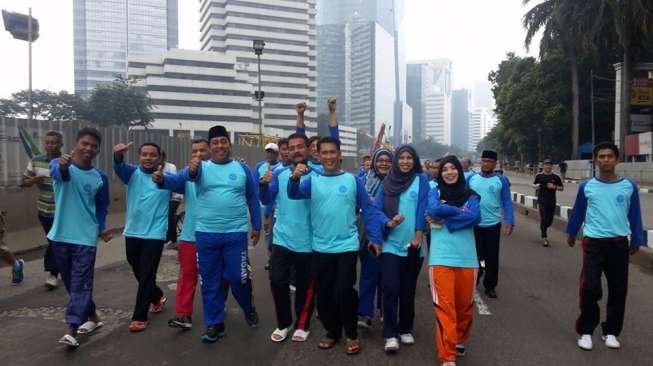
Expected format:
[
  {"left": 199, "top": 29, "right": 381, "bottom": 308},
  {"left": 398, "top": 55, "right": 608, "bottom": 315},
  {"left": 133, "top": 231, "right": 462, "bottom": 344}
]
[
  {"left": 399, "top": 333, "right": 415, "bottom": 345},
  {"left": 602, "top": 335, "right": 621, "bottom": 349},
  {"left": 384, "top": 337, "right": 399, "bottom": 353},
  {"left": 289, "top": 285, "right": 296, "bottom": 293},
  {"left": 44, "top": 274, "right": 58, "bottom": 290},
  {"left": 577, "top": 334, "right": 593, "bottom": 351},
  {"left": 442, "top": 362, "right": 456, "bottom": 366}
]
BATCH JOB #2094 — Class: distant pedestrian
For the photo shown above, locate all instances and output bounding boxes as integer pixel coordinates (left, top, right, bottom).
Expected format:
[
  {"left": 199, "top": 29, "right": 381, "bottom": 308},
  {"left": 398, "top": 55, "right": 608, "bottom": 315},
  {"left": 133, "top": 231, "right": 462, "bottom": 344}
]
[
  {"left": 566, "top": 142, "right": 643, "bottom": 351},
  {"left": 559, "top": 161, "right": 568, "bottom": 180},
  {"left": 532, "top": 159, "right": 563, "bottom": 246},
  {"left": 0, "top": 210, "right": 25, "bottom": 285}
]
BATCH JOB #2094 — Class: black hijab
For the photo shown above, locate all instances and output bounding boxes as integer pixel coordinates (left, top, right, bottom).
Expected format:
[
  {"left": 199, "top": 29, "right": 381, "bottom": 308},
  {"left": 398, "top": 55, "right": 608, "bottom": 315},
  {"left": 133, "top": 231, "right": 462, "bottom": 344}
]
[
  {"left": 382, "top": 145, "right": 422, "bottom": 218},
  {"left": 437, "top": 155, "right": 472, "bottom": 207}
]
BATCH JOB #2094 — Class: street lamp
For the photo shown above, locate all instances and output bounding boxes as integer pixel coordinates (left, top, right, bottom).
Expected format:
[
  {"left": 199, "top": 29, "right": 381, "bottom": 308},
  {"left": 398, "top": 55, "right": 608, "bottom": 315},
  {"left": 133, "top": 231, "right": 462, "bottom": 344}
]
[
  {"left": 2, "top": 8, "right": 39, "bottom": 124},
  {"left": 253, "top": 40, "right": 265, "bottom": 144}
]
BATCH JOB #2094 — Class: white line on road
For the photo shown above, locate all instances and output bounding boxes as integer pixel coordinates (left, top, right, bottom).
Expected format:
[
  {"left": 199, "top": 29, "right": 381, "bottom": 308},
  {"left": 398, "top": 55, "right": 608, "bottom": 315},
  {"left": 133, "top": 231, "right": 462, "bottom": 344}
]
[{"left": 473, "top": 290, "right": 492, "bottom": 316}]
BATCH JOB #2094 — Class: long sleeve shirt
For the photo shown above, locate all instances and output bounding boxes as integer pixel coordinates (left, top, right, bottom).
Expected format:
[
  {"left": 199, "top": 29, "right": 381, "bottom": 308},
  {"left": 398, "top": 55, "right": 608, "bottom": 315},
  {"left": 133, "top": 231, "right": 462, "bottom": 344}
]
[
  {"left": 47, "top": 160, "right": 109, "bottom": 247},
  {"left": 566, "top": 177, "right": 644, "bottom": 246},
  {"left": 161, "top": 167, "right": 199, "bottom": 243},
  {"left": 468, "top": 173, "right": 514, "bottom": 227}
]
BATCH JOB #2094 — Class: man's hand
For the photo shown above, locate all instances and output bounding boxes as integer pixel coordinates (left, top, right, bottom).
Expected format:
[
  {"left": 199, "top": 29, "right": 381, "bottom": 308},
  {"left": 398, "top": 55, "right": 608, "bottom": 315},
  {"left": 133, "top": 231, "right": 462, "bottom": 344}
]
[
  {"left": 113, "top": 142, "right": 133, "bottom": 161},
  {"left": 546, "top": 182, "right": 556, "bottom": 190},
  {"left": 386, "top": 215, "right": 405, "bottom": 228},
  {"left": 409, "top": 231, "right": 423, "bottom": 248},
  {"left": 504, "top": 223, "right": 514, "bottom": 236},
  {"left": 296, "top": 102, "right": 306, "bottom": 115},
  {"left": 327, "top": 97, "right": 336, "bottom": 113},
  {"left": 250, "top": 230, "right": 261, "bottom": 246},
  {"left": 100, "top": 228, "right": 114, "bottom": 243},
  {"left": 188, "top": 156, "right": 201, "bottom": 177},
  {"left": 21, "top": 175, "right": 47, "bottom": 187},
  {"left": 566, "top": 234, "right": 576, "bottom": 247},
  {"left": 260, "top": 165, "right": 273, "bottom": 185},
  {"left": 59, "top": 149, "right": 76, "bottom": 170},
  {"left": 369, "top": 242, "right": 382, "bottom": 257},
  {"left": 292, "top": 163, "right": 308, "bottom": 180},
  {"left": 152, "top": 164, "right": 164, "bottom": 184},
  {"left": 630, "top": 246, "right": 640, "bottom": 256}
]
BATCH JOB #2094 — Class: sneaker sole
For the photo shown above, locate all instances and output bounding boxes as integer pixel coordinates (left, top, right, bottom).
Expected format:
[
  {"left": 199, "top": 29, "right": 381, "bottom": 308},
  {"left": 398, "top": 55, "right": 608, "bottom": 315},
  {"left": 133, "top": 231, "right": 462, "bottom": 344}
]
[
  {"left": 168, "top": 321, "right": 192, "bottom": 330},
  {"left": 201, "top": 332, "right": 225, "bottom": 343}
]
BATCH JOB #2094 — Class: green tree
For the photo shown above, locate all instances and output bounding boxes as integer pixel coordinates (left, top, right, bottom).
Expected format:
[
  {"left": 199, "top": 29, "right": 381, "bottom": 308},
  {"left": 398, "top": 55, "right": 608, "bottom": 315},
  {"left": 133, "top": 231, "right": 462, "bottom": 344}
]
[
  {"left": 85, "top": 76, "right": 153, "bottom": 128},
  {"left": 0, "top": 89, "right": 86, "bottom": 121}
]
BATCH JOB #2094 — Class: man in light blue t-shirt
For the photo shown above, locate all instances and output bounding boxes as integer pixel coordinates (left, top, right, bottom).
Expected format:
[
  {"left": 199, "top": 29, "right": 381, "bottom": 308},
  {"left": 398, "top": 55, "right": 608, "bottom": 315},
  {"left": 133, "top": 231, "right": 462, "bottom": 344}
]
[{"left": 49, "top": 127, "right": 113, "bottom": 348}]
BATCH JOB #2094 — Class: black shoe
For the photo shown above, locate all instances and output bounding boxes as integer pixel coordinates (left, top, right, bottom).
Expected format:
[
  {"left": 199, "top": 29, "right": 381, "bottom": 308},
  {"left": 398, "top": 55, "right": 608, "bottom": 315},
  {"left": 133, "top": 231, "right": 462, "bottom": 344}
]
[
  {"left": 168, "top": 316, "right": 192, "bottom": 330},
  {"left": 245, "top": 308, "right": 259, "bottom": 328},
  {"left": 542, "top": 238, "right": 550, "bottom": 247},
  {"left": 485, "top": 289, "right": 497, "bottom": 299},
  {"left": 476, "top": 268, "right": 485, "bottom": 286},
  {"left": 456, "top": 344, "right": 466, "bottom": 357},
  {"left": 201, "top": 324, "right": 225, "bottom": 343},
  {"left": 264, "top": 263, "right": 271, "bottom": 271}
]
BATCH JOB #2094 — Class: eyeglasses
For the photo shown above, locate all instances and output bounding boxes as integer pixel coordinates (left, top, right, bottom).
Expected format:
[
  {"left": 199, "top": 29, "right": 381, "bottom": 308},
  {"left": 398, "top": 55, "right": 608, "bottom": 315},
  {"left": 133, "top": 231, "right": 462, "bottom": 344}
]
[{"left": 377, "top": 159, "right": 392, "bottom": 164}]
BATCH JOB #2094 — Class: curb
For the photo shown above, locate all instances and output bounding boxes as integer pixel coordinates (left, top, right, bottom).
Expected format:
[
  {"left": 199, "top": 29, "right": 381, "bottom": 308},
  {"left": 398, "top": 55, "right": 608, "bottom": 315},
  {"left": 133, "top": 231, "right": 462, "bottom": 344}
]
[{"left": 511, "top": 191, "right": 653, "bottom": 249}]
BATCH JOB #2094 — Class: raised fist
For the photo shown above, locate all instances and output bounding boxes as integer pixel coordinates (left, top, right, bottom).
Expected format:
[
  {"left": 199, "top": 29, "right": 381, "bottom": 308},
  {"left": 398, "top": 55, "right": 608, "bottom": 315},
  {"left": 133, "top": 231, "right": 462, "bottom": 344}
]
[
  {"left": 260, "top": 165, "right": 273, "bottom": 185},
  {"left": 189, "top": 156, "right": 201, "bottom": 176},
  {"left": 327, "top": 98, "right": 336, "bottom": 113},
  {"left": 296, "top": 102, "right": 307, "bottom": 115}
]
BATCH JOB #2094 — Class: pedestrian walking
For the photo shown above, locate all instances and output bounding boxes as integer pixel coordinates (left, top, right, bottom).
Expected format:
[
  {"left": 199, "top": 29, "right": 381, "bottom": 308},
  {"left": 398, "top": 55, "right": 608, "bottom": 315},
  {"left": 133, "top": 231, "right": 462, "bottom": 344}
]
[{"left": 532, "top": 159, "right": 563, "bottom": 246}]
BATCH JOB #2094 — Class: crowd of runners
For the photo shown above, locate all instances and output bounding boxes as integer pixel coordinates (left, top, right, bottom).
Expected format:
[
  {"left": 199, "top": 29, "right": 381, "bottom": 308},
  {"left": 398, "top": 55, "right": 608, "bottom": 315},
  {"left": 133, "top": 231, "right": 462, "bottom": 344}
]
[{"left": 0, "top": 98, "right": 644, "bottom": 366}]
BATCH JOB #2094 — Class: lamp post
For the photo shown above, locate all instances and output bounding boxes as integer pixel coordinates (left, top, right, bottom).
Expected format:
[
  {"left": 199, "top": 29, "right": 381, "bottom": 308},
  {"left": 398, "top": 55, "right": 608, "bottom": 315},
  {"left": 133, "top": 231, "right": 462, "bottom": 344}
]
[{"left": 253, "top": 40, "right": 265, "bottom": 145}]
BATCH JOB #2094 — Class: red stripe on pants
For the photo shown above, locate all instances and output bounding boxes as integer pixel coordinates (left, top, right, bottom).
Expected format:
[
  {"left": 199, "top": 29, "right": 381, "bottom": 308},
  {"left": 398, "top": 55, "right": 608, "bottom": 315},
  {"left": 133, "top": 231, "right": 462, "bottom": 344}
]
[
  {"left": 176, "top": 241, "right": 198, "bottom": 317},
  {"left": 296, "top": 281, "right": 315, "bottom": 331}
]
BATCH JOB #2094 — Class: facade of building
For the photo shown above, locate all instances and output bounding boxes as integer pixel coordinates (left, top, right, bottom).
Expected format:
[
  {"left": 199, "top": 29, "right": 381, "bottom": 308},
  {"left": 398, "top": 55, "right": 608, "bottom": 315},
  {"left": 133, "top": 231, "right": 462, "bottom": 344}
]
[
  {"left": 452, "top": 89, "right": 471, "bottom": 151},
  {"left": 469, "top": 107, "right": 496, "bottom": 151},
  {"left": 316, "top": 24, "right": 346, "bottom": 122},
  {"left": 73, "top": 0, "right": 178, "bottom": 98},
  {"left": 198, "top": 0, "right": 317, "bottom": 135}
]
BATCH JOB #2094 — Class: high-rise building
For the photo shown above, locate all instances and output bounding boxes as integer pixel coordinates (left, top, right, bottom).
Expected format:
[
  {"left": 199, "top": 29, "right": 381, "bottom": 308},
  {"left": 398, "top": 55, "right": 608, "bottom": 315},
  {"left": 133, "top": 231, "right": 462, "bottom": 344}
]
[
  {"left": 469, "top": 107, "right": 497, "bottom": 151},
  {"left": 407, "top": 59, "right": 453, "bottom": 145},
  {"left": 316, "top": 24, "right": 346, "bottom": 123},
  {"left": 452, "top": 89, "right": 471, "bottom": 151},
  {"left": 472, "top": 80, "right": 493, "bottom": 109},
  {"left": 317, "top": 0, "right": 402, "bottom": 34},
  {"left": 199, "top": 0, "right": 317, "bottom": 134},
  {"left": 73, "top": 0, "right": 178, "bottom": 98}
]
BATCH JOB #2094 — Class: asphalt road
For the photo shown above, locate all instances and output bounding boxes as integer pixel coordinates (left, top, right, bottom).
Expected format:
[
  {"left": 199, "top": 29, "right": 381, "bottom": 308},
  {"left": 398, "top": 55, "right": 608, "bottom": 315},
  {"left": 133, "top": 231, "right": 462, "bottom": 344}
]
[
  {"left": 506, "top": 172, "right": 653, "bottom": 228},
  {"left": 1, "top": 213, "right": 652, "bottom": 366}
]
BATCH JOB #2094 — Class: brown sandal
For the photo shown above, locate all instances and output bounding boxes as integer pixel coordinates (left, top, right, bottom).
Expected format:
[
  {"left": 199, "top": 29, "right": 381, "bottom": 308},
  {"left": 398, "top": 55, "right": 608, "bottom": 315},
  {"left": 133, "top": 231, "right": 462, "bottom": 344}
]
[
  {"left": 318, "top": 337, "right": 337, "bottom": 349},
  {"left": 345, "top": 338, "right": 361, "bottom": 355}
]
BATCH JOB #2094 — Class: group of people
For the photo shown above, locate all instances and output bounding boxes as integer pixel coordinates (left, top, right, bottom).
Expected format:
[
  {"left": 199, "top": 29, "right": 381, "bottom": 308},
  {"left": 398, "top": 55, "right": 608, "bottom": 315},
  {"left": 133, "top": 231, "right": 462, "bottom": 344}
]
[{"left": 0, "top": 97, "right": 644, "bottom": 366}]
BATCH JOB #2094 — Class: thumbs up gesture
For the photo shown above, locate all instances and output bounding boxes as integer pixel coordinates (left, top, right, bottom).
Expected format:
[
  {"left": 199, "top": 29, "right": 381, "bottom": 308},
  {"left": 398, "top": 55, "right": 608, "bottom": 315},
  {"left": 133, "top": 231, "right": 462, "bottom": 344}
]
[
  {"left": 152, "top": 164, "right": 164, "bottom": 184},
  {"left": 292, "top": 162, "right": 308, "bottom": 180},
  {"left": 188, "top": 156, "right": 201, "bottom": 177},
  {"left": 260, "top": 164, "right": 274, "bottom": 185},
  {"left": 59, "top": 148, "right": 76, "bottom": 170},
  {"left": 113, "top": 142, "right": 133, "bottom": 162}
]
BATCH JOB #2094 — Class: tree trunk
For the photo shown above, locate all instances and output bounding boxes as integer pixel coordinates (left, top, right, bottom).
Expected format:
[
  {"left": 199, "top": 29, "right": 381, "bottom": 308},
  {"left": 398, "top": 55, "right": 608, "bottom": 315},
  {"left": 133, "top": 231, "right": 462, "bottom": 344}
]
[{"left": 570, "top": 47, "right": 580, "bottom": 159}]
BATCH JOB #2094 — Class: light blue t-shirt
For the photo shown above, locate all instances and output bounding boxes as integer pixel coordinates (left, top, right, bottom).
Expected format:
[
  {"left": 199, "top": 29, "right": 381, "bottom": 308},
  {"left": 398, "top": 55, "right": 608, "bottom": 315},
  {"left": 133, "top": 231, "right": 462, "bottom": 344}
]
[
  {"left": 464, "top": 170, "right": 476, "bottom": 182},
  {"left": 468, "top": 173, "right": 514, "bottom": 227},
  {"left": 374, "top": 175, "right": 428, "bottom": 257},
  {"left": 255, "top": 160, "right": 281, "bottom": 207},
  {"left": 427, "top": 189, "right": 481, "bottom": 268},
  {"left": 429, "top": 180, "right": 438, "bottom": 190},
  {"left": 288, "top": 172, "right": 381, "bottom": 253},
  {"left": 48, "top": 161, "right": 109, "bottom": 247},
  {"left": 191, "top": 160, "right": 261, "bottom": 233},
  {"left": 114, "top": 163, "right": 170, "bottom": 240},
  {"left": 308, "top": 160, "right": 323, "bottom": 175},
  {"left": 161, "top": 168, "right": 199, "bottom": 243},
  {"left": 566, "top": 177, "right": 644, "bottom": 245},
  {"left": 260, "top": 167, "right": 314, "bottom": 252}
]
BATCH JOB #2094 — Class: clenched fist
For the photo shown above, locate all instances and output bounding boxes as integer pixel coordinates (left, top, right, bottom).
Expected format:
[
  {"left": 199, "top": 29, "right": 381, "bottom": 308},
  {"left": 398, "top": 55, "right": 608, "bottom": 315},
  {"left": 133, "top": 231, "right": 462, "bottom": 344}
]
[
  {"left": 260, "top": 165, "right": 273, "bottom": 185},
  {"left": 292, "top": 163, "right": 308, "bottom": 180}
]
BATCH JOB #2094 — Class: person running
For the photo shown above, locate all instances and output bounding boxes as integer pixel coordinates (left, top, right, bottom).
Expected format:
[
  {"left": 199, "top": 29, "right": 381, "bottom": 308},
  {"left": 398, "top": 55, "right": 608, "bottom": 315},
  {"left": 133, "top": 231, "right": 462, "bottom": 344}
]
[
  {"left": 113, "top": 142, "right": 170, "bottom": 332},
  {"left": 183, "top": 125, "right": 261, "bottom": 343},
  {"left": 559, "top": 161, "right": 568, "bottom": 181},
  {"left": 357, "top": 148, "right": 393, "bottom": 329},
  {"left": 21, "top": 131, "right": 62, "bottom": 290},
  {"left": 259, "top": 130, "right": 317, "bottom": 343},
  {"left": 371, "top": 145, "right": 428, "bottom": 353},
  {"left": 152, "top": 139, "right": 210, "bottom": 330},
  {"left": 161, "top": 151, "right": 182, "bottom": 250},
  {"left": 533, "top": 159, "right": 563, "bottom": 247},
  {"left": 426, "top": 156, "right": 481, "bottom": 366},
  {"left": 288, "top": 136, "right": 383, "bottom": 356},
  {"left": 468, "top": 150, "right": 514, "bottom": 299},
  {"left": 461, "top": 158, "right": 476, "bottom": 182},
  {"left": 296, "top": 99, "right": 340, "bottom": 174},
  {"left": 48, "top": 127, "right": 112, "bottom": 348},
  {"left": 566, "top": 142, "right": 644, "bottom": 351},
  {"left": 0, "top": 210, "right": 24, "bottom": 285}
]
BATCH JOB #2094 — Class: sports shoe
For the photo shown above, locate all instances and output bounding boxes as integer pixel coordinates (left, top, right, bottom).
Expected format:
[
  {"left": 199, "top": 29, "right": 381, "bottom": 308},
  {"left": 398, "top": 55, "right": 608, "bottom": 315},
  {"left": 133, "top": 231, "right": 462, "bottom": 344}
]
[
  {"left": 542, "top": 238, "right": 550, "bottom": 247},
  {"left": 456, "top": 344, "right": 466, "bottom": 357},
  {"left": 399, "top": 333, "right": 415, "bottom": 345},
  {"left": 577, "top": 334, "right": 593, "bottom": 351},
  {"left": 11, "top": 259, "right": 24, "bottom": 285},
  {"left": 442, "top": 362, "right": 456, "bottom": 366},
  {"left": 289, "top": 285, "right": 296, "bottom": 293},
  {"left": 384, "top": 337, "right": 399, "bottom": 353},
  {"left": 44, "top": 274, "right": 58, "bottom": 290},
  {"left": 602, "top": 335, "right": 621, "bottom": 349},
  {"left": 168, "top": 316, "right": 192, "bottom": 330},
  {"left": 149, "top": 296, "right": 167, "bottom": 313},
  {"left": 485, "top": 289, "right": 497, "bottom": 299},
  {"left": 201, "top": 324, "right": 225, "bottom": 343},
  {"left": 245, "top": 308, "right": 259, "bottom": 328},
  {"left": 357, "top": 316, "right": 372, "bottom": 329}
]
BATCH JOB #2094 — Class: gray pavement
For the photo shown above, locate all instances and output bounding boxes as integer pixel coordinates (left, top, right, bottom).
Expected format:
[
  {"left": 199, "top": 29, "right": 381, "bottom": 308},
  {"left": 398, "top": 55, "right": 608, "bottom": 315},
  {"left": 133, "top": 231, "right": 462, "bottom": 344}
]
[
  {"left": 505, "top": 172, "right": 653, "bottom": 227},
  {"left": 1, "top": 213, "right": 653, "bottom": 365}
]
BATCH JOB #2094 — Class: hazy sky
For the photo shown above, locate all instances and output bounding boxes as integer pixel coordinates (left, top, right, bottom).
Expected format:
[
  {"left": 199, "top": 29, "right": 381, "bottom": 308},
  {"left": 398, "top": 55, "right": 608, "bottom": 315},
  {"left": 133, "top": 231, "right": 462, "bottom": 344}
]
[{"left": 0, "top": 0, "right": 538, "bottom": 98}]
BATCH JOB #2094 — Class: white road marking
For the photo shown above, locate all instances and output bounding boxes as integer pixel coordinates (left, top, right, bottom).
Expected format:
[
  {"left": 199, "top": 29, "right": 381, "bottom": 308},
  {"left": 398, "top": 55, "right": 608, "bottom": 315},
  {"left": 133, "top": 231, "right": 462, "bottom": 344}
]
[{"left": 473, "top": 290, "right": 492, "bottom": 315}]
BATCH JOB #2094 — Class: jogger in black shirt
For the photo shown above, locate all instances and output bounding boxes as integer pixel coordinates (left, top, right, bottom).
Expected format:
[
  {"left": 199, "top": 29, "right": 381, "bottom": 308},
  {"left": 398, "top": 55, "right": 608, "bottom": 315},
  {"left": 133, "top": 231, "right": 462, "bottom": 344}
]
[{"left": 532, "top": 159, "right": 563, "bottom": 246}]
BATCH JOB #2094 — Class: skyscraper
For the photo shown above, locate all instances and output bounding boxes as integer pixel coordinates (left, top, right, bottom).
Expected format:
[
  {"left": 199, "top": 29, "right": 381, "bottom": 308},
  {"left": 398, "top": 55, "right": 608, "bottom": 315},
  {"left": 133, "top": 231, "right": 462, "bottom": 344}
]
[
  {"left": 199, "top": 0, "right": 317, "bottom": 133},
  {"left": 469, "top": 107, "right": 497, "bottom": 151},
  {"left": 73, "top": 0, "right": 178, "bottom": 98},
  {"left": 452, "top": 89, "right": 471, "bottom": 151}
]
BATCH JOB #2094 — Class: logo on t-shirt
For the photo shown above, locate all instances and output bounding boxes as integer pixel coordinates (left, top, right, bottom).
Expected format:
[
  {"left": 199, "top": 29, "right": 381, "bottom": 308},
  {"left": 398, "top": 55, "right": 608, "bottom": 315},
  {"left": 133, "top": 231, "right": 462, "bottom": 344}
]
[
  {"left": 229, "top": 173, "right": 237, "bottom": 181},
  {"left": 410, "top": 191, "right": 418, "bottom": 199},
  {"left": 616, "top": 194, "right": 626, "bottom": 206},
  {"left": 488, "top": 184, "right": 496, "bottom": 194},
  {"left": 338, "top": 185, "right": 347, "bottom": 193},
  {"left": 83, "top": 184, "right": 92, "bottom": 193}
]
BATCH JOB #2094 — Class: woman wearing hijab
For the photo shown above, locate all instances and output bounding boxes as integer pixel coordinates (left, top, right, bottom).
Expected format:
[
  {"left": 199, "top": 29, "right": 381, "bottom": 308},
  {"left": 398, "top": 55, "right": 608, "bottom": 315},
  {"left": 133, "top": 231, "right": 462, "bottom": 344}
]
[
  {"left": 426, "top": 155, "right": 481, "bottom": 366},
  {"left": 357, "top": 148, "right": 393, "bottom": 329},
  {"left": 371, "top": 145, "right": 429, "bottom": 353}
]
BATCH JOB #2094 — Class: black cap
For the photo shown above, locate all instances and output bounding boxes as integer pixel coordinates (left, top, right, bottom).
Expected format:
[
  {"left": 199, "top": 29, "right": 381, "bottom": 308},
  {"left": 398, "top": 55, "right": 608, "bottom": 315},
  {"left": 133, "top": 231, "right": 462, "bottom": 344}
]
[
  {"left": 543, "top": 159, "right": 553, "bottom": 164},
  {"left": 481, "top": 150, "right": 498, "bottom": 160},
  {"left": 208, "top": 125, "right": 229, "bottom": 142}
]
